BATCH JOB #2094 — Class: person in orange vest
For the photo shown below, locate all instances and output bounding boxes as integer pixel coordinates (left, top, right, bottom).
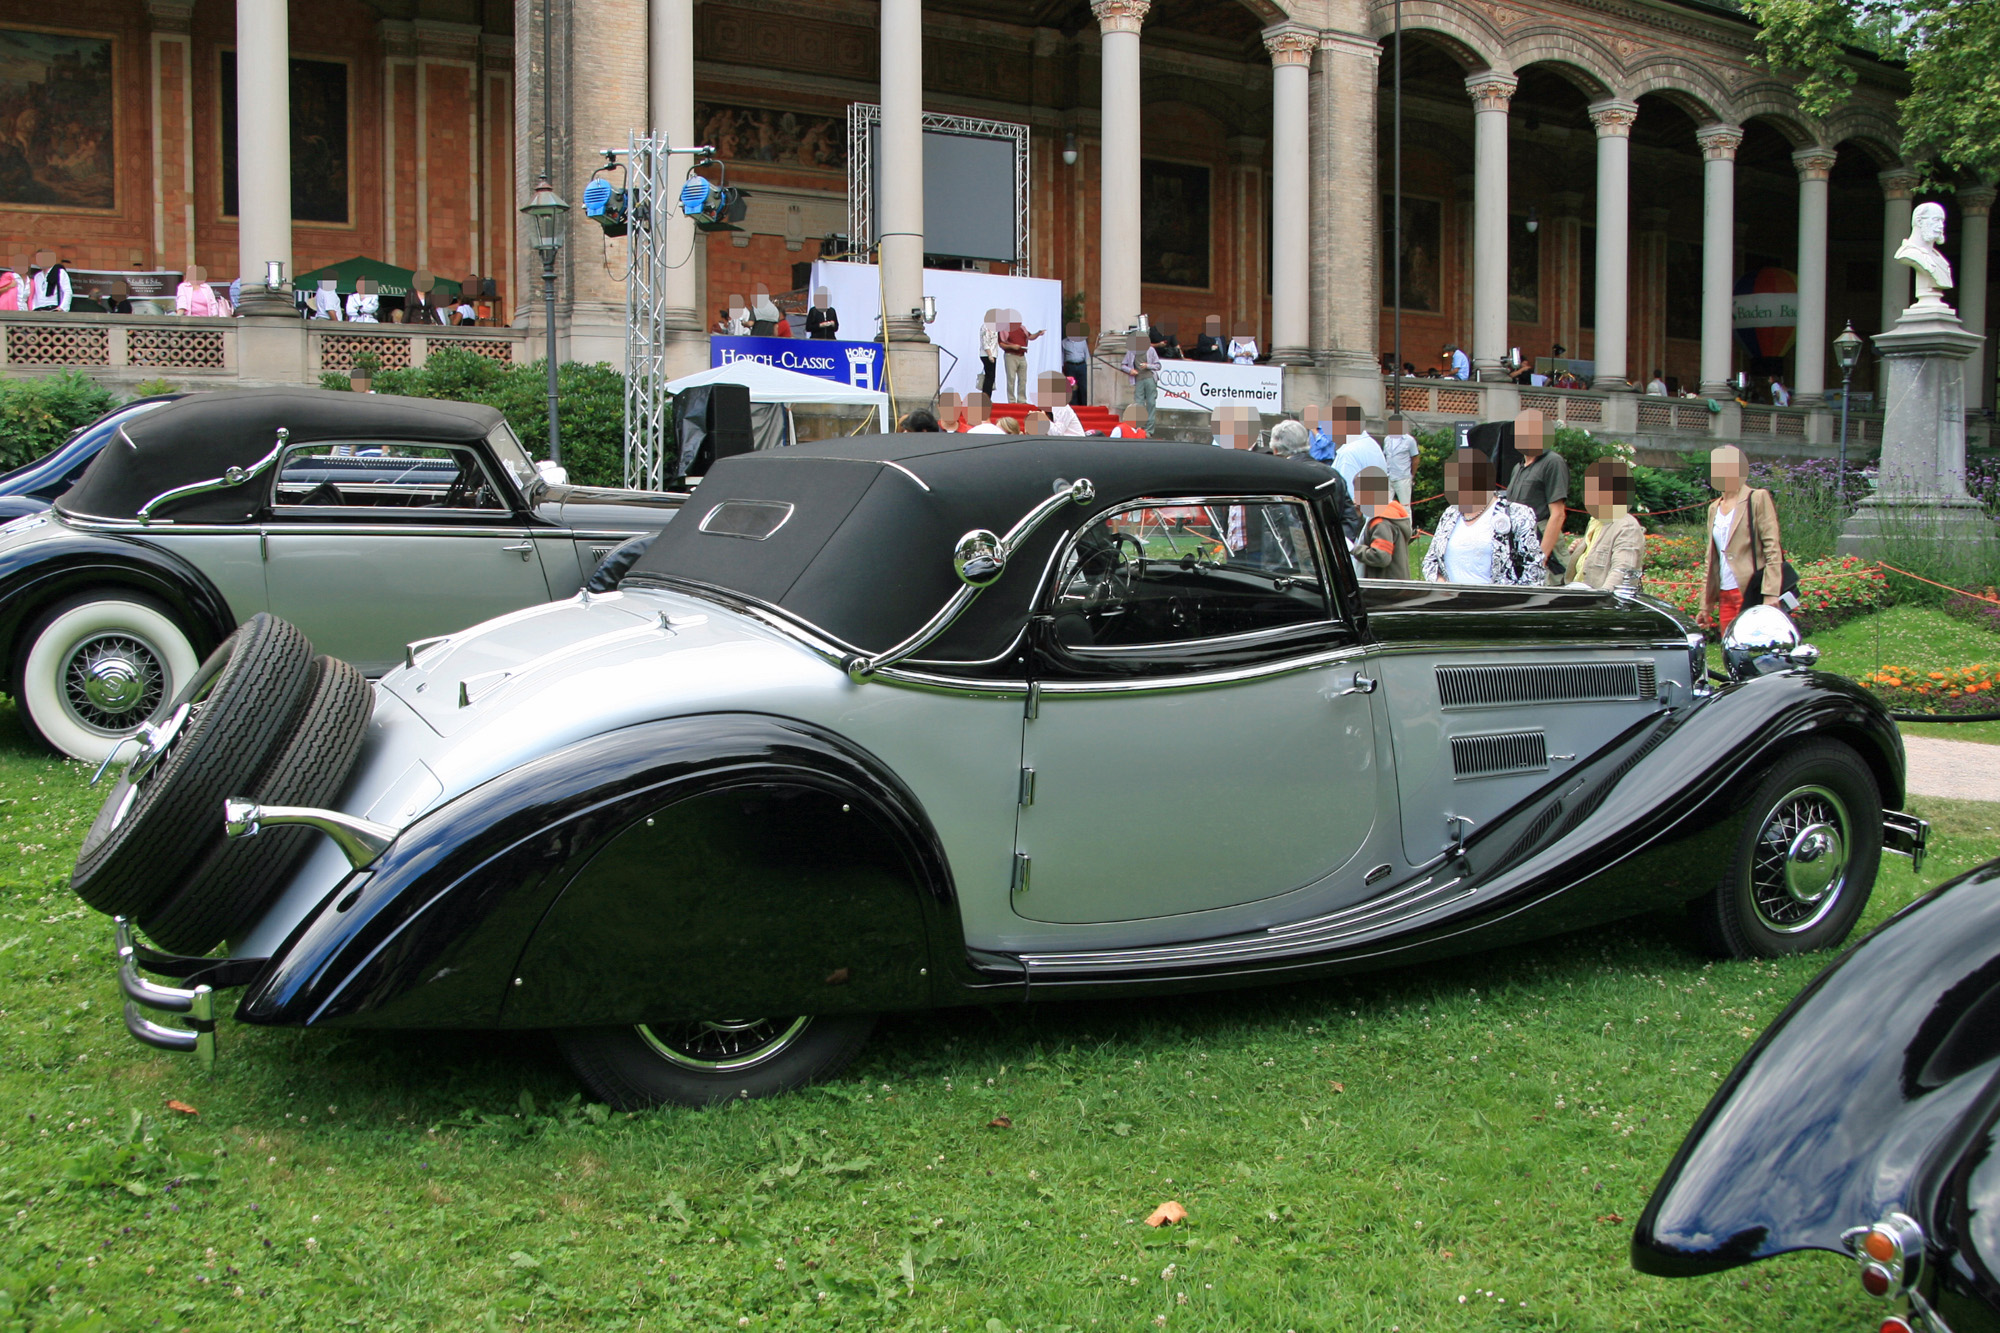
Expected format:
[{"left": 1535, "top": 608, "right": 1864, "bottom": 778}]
[{"left": 1350, "top": 466, "right": 1411, "bottom": 580}]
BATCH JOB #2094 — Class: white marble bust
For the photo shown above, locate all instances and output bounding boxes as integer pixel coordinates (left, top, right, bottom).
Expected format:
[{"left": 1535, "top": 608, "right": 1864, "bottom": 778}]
[{"left": 1895, "top": 201, "right": 1954, "bottom": 305}]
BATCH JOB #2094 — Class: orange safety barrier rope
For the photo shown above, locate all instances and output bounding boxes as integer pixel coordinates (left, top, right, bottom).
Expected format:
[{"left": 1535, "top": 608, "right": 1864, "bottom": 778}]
[{"left": 1875, "top": 561, "right": 2000, "bottom": 606}]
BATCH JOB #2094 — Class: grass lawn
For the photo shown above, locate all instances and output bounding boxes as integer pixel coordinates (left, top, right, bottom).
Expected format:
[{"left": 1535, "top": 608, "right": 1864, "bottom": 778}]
[{"left": 3, "top": 697, "right": 1997, "bottom": 1331}]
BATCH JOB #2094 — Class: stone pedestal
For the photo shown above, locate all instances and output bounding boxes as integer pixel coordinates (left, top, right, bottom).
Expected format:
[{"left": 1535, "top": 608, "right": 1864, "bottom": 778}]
[
  {"left": 235, "top": 314, "right": 309, "bottom": 385},
  {"left": 1838, "top": 297, "right": 1993, "bottom": 557},
  {"left": 884, "top": 341, "right": 940, "bottom": 425}
]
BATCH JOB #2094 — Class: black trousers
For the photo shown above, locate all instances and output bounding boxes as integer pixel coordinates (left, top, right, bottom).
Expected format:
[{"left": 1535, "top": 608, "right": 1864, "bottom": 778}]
[
  {"left": 979, "top": 356, "right": 996, "bottom": 396},
  {"left": 1064, "top": 360, "right": 1088, "bottom": 405}
]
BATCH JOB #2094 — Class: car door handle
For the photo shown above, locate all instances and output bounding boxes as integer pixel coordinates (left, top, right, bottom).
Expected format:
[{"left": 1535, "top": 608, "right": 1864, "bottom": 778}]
[
  {"left": 1337, "top": 672, "right": 1377, "bottom": 696},
  {"left": 499, "top": 541, "right": 534, "bottom": 561}
]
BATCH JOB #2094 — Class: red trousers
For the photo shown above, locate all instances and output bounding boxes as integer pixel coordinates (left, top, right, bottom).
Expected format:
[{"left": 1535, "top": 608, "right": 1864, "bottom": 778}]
[{"left": 1718, "top": 588, "right": 1744, "bottom": 633}]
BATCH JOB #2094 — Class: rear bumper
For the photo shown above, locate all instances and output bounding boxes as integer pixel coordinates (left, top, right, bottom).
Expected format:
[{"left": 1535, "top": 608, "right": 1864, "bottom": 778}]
[
  {"left": 1885, "top": 810, "right": 1930, "bottom": 875},
  {"left": 116, "top": 917, "right": 216, "bottom": 1066}
]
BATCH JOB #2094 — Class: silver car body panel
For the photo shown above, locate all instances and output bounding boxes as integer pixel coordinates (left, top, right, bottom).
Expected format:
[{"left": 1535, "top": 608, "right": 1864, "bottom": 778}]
[{"left": 102, "top": 530, "right": 267, "bottom": 624}]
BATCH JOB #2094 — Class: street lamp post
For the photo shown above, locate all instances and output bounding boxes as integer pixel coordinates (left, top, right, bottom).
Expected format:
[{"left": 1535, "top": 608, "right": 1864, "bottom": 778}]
[
  {"left": 1833, "top": 320, "right": 1864, "bottom": 493},
  {"left": 521, "top": 175, "right": 570, "bottom": 466}
]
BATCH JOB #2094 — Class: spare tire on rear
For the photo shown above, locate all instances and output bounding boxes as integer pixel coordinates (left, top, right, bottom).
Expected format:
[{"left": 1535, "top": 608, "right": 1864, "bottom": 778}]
[
  {"left": 71, "top": 614, "right": 313, "bottom": 920},
  {"left": 138, "top": 654, "right": 375, "bottom": 955}
]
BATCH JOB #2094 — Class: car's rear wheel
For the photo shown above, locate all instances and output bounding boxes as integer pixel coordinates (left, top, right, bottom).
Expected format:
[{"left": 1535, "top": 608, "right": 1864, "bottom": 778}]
[
  {"left": 137, "top": 654, "right": 374, "bottom": 955},
  {"left": 14, "top": 593, "right": 200, "bottom": 764},
  {"left": 71, "top": 614, "right": 313, "bottom": 920},
  {"left": 557, "top": 1013, "right": 876, "bottom": 1109},
  {"left": 1692, "top": 739, "right": 1883, "bottom": 958}
]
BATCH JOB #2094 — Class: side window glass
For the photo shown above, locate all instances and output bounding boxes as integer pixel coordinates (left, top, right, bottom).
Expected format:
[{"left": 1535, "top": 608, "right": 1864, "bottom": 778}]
[
  {"left": 272, "top": 443, "right": 506, "bottom": 511},
  {"left": 1050, "top": 500, "right": 1330, "bottom": 649}
]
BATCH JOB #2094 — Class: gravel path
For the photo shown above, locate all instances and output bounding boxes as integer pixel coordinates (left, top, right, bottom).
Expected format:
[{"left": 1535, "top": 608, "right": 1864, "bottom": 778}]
[{"left": 1904, "top": 736, "right": 2000, "bottom": 801}]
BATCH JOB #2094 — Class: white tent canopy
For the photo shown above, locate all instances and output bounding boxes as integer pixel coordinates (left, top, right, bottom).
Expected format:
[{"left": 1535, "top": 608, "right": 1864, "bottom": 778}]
[{"left": 665, "top": 360, "right": 889, "bottom": 416}]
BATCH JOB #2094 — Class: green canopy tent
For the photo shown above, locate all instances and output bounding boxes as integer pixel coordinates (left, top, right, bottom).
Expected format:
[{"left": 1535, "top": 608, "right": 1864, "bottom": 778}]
[{"left": 291, "top": 257, "right": 462, "bottom": 300}]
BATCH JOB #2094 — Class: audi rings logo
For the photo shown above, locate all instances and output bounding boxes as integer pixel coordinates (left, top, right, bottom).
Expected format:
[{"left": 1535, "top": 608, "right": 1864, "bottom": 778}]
[{"left": 1157, "top": 367, "right": 1202, "bottom": 390}]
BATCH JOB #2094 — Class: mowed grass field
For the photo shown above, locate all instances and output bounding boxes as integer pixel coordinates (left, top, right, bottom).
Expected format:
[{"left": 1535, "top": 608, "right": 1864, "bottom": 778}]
[{"left": 2, "top": 695, "right": 1997, "bottom": 1332}]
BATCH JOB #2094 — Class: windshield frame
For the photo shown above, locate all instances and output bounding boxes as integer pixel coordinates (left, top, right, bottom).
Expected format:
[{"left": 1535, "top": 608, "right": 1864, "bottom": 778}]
[{"left": 483, "top": 422, "right": 545, "bottom": 505}]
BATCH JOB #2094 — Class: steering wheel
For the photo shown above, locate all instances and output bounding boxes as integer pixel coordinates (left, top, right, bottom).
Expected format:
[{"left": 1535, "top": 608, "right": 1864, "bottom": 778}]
[{"left": 1108, "top": 532, "right": 1145, "bottom": 599}]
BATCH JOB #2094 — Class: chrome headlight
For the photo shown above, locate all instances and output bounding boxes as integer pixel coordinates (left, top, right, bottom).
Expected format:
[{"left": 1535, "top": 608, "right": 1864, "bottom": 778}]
[{"left": 1721, "top": 604, "right": 1816, "bottom": 681}]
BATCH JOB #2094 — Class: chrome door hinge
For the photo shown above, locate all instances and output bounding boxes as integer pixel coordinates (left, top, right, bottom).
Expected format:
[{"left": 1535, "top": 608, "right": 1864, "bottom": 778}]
[
  {"left": 1011, "top": 852, "right": 1031, "bottom": 893},
  {"left": 1018, "top": 766, "right": 1036, "bottom": 806},
  {"left": 259, "top": 529, "right": 268, "bottom": 562},
  {"left": 1024, "top": 682, "right": 1040, "bottom": 720}
]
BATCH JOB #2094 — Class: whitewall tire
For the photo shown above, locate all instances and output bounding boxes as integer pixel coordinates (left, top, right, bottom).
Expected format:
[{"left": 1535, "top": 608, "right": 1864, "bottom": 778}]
[{"left": 16, "top": 594, "right": 200, "bottom": 763}]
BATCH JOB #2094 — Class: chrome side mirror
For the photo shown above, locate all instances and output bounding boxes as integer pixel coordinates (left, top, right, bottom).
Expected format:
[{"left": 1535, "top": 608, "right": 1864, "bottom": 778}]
[{"left": 954, "top": 529, "right": 1006, "bottom": 587}]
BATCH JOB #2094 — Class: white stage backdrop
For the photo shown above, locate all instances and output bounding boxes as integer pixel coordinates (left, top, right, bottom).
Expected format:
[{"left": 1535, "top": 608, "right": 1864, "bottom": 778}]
[{"left": 809, "top": 261, "right": 1064, "bottom": 402}]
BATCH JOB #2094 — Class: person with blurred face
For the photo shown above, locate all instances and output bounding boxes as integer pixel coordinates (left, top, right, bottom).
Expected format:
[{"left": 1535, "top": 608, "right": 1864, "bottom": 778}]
[
  {"left": 1380, "top": 414, "right": 1419, "bottom": 507},
  {"left": 963, "top": 392, "right": 1004, "bottom": 434},
  {"left": 1228, "top": 321, "right": 1259, "bottom": 366},
  {"left": 1110, "top": 401, "right": 1148, "bottom": 439},
  {"left": 937, "top": 390, "right": 965, "bottom": 432},
  {"left": 999, "top": 308, "right": 1043, "bottom": 402},
  {"left": 1060, "top": 321, "right": 1092, "bottom": 405},
  {"left": 1507, "top": 409, "right": 1569, "bottom": 583},
  {"left": 805, "top": 287, "right": 839, "bottom": 339},
  {"left": 1120, "top": 330, "right": 1160, "bottom": 428},
  {"left": 1035, "top": 371, "right": 1085, "bottom": 436},
  {"left": 1568, "top": 458, "right": 1646, "bottom": 591},
  {"left": 978, "top": 309, "right": 1000, "bottom": 397},
  {"left": 1350, "top": 467, "right": 1411, "bottom": 580},
  {"left": 1699, "top": 444, "right": 1785, "bottom": 632},
  {"left": 1329, "top": 396, "right": 1387, "bottom": 493},
  {"left": 1192, "top": 315, "right": 1225, "bottom": 362},
  {"left": 1422, "top": 449, "right": 1546, "bottom": 585}
]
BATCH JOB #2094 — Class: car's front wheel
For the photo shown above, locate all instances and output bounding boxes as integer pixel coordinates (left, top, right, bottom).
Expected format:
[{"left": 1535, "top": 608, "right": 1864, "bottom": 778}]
[
  {"left": 1692, "top": 739, "right": 1883, "bottom": 958},
  {"left": 15, "top": 593, "right": 201, "bottom": 763},
  {"left": 557, "top": 1014, "right": 876, "bottom": 1109}
]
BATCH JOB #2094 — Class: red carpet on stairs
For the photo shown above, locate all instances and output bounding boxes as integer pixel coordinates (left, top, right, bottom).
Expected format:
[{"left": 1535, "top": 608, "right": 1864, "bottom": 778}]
[{"left": 984, "top": 401, "right": 1125, "bottom": 433}]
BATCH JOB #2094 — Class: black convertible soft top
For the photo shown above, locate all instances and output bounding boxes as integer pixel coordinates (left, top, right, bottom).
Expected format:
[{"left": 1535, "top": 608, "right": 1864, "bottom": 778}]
[
  {"left": 59, "top": 388, "right": 505, "bottom": 523},
  {"left": 625, "top": 434, "right": 1342, "bottom": 662}
]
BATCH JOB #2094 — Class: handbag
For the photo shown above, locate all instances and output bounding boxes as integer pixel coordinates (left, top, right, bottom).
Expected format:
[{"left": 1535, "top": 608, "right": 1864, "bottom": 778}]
[{"left": 1745, "top": 489, "right": 1799, "bottom": 601}]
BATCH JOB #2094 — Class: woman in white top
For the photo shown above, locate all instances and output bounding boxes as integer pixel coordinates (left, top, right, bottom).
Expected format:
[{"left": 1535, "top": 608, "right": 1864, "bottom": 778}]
[
  {"left": 1420, "top": 449, "right": 1547, "bottom": 586},
  {"left": 1227, "top": 319, "right": 1259, "bottom": 365},
  {"left": 344, "top": 277, "right": 380, "bottom": 323}
]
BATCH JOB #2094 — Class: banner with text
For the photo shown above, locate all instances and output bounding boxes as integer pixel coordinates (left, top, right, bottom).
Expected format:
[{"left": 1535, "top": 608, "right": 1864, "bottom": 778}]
[
  {"left": 710, "top": 336, "right": 884, "bottom": 393},
  {"left": 1151, "top": 360, "right": 1286, "bottom": 416}
]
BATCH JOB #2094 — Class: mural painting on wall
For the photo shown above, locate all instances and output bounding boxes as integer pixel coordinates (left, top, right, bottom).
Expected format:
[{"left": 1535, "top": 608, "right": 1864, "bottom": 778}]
[
  {"left": 1508, "top": 215, "right": 1540, "bottom": 324},
  {"left": 0, "top": 29, "right": 115, "bottom": 211},
  {"left": 1380, "top": 195, "right": 1442, "bottom": 312},
  {"left": 695, "top": 103, "right": 846, "bottom": 172},
  {"left": 1140, "top": 159, "right": 1210, "bottom": 290},
  {"left": 220, "top": 54, "right": 350, "bottom": 225}
]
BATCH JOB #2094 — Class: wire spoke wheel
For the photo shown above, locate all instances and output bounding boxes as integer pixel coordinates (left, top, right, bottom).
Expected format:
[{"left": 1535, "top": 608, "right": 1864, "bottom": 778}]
[
  {"left": 1749, "top": 783, "right": 1851, "bottom": 933},
  {"left": 60, "top": 631, "right": 167, "bottom": 735},
  {"left": 635, "top": 1016, "right": 814, "bottom": 1072}
]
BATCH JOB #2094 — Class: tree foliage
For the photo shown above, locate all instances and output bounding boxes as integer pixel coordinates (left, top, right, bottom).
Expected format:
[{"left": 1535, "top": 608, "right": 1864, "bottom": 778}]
[{"left": 1741, "top": 0, "right": 2000, "bottom": 181}]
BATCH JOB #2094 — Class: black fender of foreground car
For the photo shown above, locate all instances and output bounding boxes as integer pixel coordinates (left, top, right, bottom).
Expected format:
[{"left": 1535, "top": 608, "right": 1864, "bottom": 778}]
[
  {"left": 236, "top": 713, "right": 972, "bottom": 1032},
  {"left": 1633, "top": 859, "right": 2000, "bottom": 1288},
  {"left": 0, "top": 523, "right": 236, "bottom": 685}
]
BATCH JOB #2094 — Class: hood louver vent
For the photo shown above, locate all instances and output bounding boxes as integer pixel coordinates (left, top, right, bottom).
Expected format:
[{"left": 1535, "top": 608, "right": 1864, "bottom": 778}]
[
  {"left": 1436, "top": 662, "right": 1648, "bottom": 709},
  {"left": 1452, "top": 729, "right": 1549, "bottom": 779}
]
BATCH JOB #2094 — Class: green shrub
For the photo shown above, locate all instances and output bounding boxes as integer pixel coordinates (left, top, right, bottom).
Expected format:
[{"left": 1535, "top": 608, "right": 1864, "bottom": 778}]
[
  {"left": 129, "top": 377, "right": 180, "bottom": 398},
  {"left": 0, "top": 371, "right": 119, "bottom": 471}
]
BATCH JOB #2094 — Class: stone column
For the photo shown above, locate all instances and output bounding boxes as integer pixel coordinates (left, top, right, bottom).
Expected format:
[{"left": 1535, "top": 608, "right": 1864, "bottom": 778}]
[
  {"left": 1587, "top": 99, "right": 1637, "bottom": 392},
  {"left": 234, "top": 0, "right": 292, "bottom": 316},
  {"left": 1791, "top": 146, "right": 1837, "bottom": 405},
  {"left": 1879, "top": 167, "right": 1920, "bottom": 331},
  {"left": 1960, "top": 185, "right": 1994, "bottom": 412},
  {"left": 650, "top": 0, "right": 702, "bottom": 356},
  {"left": 1264, "top": 23, "right": 1314, "bottom": 366},
  {"left": 1094, "top": 0, "right": 1149, "bottom": 350},
  {"left": 1695, "top": 123, "right": 1741, "bottom": 397},
  {"left": 1308, "top": 28, "right": 1381, "bottom": 394},
  {"left": 1466, "top": 71, "right": 1516, "bottom": 382},
  {"left": 879, "top": 0, "right": 928, "bottom": 343}
]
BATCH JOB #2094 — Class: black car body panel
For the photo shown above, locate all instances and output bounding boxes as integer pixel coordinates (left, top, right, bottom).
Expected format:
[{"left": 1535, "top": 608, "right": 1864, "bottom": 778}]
[{"left": 1634, "top": 861, "right": 2000, "bottom": 1304}]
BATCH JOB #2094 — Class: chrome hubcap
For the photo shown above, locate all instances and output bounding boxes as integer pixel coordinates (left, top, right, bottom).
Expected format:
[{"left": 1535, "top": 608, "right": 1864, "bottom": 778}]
[
  {"left": 62, "top": 633, "right": 166, "bottom": 734},
  {"left": 635, "top": 1016, "right": 812, "bottom": 1072},
  {"left": 1752, "top": 785, "right": 1851, "bottom": 932}
]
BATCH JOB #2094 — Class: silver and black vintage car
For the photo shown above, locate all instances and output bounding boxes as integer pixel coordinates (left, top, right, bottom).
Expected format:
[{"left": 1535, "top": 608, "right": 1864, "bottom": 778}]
[
  {"left": 0, "top": 387, "right": 682, "bottom": 762},
  {"left": 88, "top": 433, "right": 1927, "bottom": 1108}
]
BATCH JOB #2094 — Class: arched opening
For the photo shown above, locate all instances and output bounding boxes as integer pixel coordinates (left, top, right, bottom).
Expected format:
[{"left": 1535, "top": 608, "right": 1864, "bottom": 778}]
[{"left": 1829, "top": 142, "right": 1894, "bottom": 398}]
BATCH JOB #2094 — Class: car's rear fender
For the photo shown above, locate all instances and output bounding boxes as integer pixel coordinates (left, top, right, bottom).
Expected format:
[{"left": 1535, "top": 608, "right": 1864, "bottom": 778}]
[
  {"left": 1633, "top": 861, "right": 2000, "bottom": 1280},
  {"left": 0, "top": 523, "right": 235, "bottom": 686},
  {"left": 235, "top": 712, "right": 972, "bottom": 1031}
]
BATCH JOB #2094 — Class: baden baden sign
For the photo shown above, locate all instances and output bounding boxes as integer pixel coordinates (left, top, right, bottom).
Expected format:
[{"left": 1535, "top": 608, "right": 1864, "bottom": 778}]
[{"left": 710, "top": 336, "right": 883, "bottom": 392}]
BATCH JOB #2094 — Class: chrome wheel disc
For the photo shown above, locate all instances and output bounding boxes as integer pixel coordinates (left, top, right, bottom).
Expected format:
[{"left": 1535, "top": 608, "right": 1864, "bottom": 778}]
[
  {"left": 61, "top": 633, "right": 166, "bottom": 735},
  {"left": 1751, "top": 784, "right": 1851, "bottom": 932},
  {"left": 635, "top": 1016, "right": 813, "bottom": 1072}
]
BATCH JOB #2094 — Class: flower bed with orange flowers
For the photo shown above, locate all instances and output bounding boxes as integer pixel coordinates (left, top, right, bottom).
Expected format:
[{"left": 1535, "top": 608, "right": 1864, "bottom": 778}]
[
  {"left": 1640, "top": 533, "right": 1892, "bottom": 635},
  {"left": 1860, "top": 663, "right": 2000, "bottom": 716}
]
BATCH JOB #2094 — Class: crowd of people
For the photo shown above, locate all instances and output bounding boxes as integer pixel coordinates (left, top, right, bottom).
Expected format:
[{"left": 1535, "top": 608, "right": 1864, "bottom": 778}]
[{"left": 891, "top": 392, "right": 1786, "bottom": 625}]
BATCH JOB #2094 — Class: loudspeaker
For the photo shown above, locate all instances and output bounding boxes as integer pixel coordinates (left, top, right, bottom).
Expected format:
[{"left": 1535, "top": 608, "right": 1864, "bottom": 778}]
[{"left": 672, "top": 383, "right": 754, "bottom": 478}]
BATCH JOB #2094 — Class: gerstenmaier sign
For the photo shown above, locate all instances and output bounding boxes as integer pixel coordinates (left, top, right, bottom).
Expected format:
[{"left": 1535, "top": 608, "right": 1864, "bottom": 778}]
[
  {"left": 710, "top": 336, "right": 883, "bottom": 393},
  {"left": 1151, "top": 361, "right": 1285, "bottom": 415}
]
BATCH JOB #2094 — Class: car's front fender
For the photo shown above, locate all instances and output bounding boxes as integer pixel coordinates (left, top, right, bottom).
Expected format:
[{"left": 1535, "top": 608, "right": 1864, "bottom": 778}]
[
  {"left": 235, "top": 712, "right": 960, "bottom": 1030},
  {"left": 1633, "top": 859, "right": 2000, "bottom": 1279}
]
